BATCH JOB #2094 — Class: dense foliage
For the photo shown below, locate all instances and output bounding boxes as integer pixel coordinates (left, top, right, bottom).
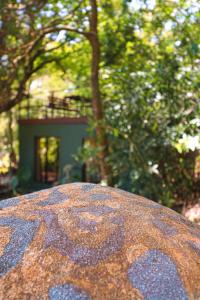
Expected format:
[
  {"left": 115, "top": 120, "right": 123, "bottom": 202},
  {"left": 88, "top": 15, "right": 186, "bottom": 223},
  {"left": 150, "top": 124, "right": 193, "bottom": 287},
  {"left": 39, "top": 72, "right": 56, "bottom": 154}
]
[
  {"left": 100, "top": 0, "right": 200, "bottom": 206},
  {"left": 0, "top": 0, "right": 199, "bottom": 206}
]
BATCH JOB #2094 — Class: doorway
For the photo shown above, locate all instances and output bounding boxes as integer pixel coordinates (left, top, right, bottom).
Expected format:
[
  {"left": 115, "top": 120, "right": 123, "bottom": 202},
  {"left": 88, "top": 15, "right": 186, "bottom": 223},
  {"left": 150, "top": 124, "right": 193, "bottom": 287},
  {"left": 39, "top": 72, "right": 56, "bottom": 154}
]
[{"left": 35, "top": 136, "right": 60, "bottom": 183}]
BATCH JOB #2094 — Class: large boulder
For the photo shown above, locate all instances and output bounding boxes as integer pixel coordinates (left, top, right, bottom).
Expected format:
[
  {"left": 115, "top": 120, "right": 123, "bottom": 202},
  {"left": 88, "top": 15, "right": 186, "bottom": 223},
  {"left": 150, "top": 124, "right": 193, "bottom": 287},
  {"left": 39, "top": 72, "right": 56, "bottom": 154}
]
[{"left": 0, "top": 183, "right": 199, "bottom": 299}]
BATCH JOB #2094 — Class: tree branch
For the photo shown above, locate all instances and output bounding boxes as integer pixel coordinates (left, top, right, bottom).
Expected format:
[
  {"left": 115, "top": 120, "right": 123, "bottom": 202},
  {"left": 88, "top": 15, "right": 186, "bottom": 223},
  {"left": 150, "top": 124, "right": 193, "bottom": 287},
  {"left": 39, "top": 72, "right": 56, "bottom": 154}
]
[{"left": 42, "top": 25, "right": 92, "bottom": 40}]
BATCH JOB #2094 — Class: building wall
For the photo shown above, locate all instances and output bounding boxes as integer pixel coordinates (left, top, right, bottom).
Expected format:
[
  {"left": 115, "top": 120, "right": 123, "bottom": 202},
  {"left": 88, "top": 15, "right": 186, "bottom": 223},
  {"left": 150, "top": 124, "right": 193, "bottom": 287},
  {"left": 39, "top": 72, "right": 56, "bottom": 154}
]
[{"left": 19, "top": 118, "right": 87, "bottom": 190}]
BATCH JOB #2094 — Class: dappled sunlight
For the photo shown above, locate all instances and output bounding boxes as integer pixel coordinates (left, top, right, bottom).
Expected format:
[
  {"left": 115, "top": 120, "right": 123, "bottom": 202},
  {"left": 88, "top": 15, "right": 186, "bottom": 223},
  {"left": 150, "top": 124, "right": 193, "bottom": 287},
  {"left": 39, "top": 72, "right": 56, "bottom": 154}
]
[{"left": 0, "top": 0, "right": 199, "bottom": 215}]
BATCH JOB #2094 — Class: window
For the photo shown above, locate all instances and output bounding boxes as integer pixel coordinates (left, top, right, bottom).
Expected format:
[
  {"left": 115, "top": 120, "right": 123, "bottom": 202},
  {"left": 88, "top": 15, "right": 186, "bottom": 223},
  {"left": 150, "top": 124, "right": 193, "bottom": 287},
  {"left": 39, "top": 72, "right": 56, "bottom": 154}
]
[{"left": 35, "top": 137, "right": 60, "bottom": 183}]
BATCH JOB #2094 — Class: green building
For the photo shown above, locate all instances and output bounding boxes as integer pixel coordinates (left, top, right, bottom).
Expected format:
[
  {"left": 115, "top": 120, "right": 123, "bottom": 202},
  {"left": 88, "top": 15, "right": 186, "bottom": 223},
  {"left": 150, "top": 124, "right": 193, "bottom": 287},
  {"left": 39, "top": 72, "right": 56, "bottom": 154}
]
[{"left": 18, "top": 96, "right": 89, "bottom": 190}]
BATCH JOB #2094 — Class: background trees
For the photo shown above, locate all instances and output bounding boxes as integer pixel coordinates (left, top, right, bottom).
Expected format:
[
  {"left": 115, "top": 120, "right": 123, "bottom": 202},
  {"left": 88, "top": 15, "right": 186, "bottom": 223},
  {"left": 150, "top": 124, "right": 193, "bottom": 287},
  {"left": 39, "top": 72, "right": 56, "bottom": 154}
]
[
  {"left": 0, "top": 0, "right": 111, "bottom": 184},
  {"left": 100, "top": 0, "right": 200, "bottom": 206},
  {"left": 0, "top": 0, "right": 199, "bottom": 207}
]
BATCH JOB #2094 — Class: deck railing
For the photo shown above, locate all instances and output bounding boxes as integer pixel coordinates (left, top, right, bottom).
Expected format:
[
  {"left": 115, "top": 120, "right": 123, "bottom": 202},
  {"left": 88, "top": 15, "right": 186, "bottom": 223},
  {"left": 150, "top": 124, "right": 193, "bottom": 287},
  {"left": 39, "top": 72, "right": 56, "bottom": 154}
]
[{"left": 18, "top": 94, "right": 91, "bottom": 120}]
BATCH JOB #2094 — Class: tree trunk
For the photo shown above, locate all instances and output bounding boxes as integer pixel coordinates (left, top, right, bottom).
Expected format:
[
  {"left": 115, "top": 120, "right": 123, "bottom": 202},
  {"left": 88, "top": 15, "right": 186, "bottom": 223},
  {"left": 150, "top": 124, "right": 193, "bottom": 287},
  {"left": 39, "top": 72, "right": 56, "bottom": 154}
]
[
  {"left": 89, "top": 0, "right": 111, "bottom": 185},
  {"left": 7, "top": 110, "right": 16, "bottom": 171}
]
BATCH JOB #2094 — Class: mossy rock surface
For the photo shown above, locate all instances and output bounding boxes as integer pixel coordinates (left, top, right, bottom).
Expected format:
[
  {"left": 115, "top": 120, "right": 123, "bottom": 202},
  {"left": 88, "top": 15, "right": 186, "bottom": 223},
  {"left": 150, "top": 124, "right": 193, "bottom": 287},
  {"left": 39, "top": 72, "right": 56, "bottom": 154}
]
[{"left": 0, "top": 183, "right": 200, "bottom": 299}]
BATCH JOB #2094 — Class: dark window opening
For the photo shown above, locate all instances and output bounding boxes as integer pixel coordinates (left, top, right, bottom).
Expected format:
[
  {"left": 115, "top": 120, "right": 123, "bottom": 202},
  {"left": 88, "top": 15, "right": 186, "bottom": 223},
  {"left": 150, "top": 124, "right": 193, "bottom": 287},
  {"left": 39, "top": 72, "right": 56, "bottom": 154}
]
[{"left": 35, "top": 137, "right": 60, "bottom": 183}]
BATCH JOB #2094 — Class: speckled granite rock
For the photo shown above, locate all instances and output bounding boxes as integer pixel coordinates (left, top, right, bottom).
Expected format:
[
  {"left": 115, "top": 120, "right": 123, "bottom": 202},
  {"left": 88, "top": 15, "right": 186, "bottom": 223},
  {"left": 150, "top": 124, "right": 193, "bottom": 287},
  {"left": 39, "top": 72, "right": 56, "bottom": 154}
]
[{"left": 0, "top": 183, "right": 200, "bottom": 300}]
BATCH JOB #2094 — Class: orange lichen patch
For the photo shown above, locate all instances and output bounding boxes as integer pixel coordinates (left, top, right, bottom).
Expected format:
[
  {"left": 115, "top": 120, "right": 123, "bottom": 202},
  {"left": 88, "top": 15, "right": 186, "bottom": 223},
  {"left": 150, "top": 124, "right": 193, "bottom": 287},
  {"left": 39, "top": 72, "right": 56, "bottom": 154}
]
[
  {"left": 105, "top": 201, "right": 121, "bottom": 209},
  {"left": 0, "top": 182, "right": 200, "bottom": 299},
  {"left": 126, "top": 244, "right": 148, "bottom": 263},
  {"left": 0, "top": 226, "right": 11, "bottom": 256},
  {"left": 79, "top": 212, "right": 104, "bottom": 222}
]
